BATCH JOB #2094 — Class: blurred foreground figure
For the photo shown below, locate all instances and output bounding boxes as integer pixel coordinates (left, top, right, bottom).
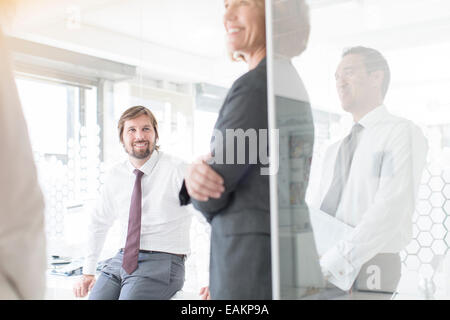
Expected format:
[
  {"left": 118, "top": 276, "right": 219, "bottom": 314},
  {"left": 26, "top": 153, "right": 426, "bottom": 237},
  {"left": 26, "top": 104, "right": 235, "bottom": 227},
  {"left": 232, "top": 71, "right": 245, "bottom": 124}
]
[{"left": 0, "top": 17, "right": 47, "bottom": 299}]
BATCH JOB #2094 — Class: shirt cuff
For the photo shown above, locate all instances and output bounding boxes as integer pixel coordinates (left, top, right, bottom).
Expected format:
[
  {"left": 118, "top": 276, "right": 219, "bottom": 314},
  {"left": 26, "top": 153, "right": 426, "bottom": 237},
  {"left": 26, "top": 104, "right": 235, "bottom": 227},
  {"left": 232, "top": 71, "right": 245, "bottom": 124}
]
[
  {"left": 179, "top": 180, "right": 191, "bottom": 206},
  {"left": 320, "top": 245, "right": 356, "bottom": 291}
]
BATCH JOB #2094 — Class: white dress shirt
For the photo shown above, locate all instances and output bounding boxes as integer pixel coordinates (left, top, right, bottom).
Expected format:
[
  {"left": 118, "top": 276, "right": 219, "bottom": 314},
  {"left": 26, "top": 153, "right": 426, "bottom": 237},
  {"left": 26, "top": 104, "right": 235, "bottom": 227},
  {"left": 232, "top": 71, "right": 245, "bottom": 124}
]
[
  {"left": 83, "top": 150, "right": 192, "bottom": 275},
  {"left": 311, "top": 105, "right": 428, "bottom": 290},
  {"left": 0, "top": 29, "right": 46, "bottom": 299}
]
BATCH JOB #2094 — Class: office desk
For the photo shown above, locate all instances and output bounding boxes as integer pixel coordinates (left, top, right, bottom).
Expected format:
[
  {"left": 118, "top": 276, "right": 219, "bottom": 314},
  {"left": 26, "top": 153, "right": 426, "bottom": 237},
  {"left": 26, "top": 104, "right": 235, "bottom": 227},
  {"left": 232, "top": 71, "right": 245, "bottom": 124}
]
[{"left": 46, "top": 273, "right": 86, "bottom": 300}]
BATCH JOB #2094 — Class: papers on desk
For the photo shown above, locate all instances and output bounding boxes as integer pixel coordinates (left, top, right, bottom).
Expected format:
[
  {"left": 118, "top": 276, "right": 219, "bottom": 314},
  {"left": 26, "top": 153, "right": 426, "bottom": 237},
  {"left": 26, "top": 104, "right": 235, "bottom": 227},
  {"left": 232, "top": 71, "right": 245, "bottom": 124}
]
[
  {"left": 49, "top": 259, "right": 108, "bottom": 277},
  {"left": 50, "top": 262, "right": 83, "bottom": 277},
  {"left": 50, "top": 256, "right": 72, "bottom": 265},
  {"left": 309, "top": 208, "right": 354, "bottom": 256}
]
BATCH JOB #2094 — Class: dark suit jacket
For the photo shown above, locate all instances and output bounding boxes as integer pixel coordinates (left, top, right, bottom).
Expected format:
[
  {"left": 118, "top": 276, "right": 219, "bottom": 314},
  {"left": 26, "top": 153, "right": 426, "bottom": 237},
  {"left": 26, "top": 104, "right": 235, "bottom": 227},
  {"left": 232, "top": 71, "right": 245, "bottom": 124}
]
[{"left": 180, "top": 58, "right": 271, "bottom": 299}]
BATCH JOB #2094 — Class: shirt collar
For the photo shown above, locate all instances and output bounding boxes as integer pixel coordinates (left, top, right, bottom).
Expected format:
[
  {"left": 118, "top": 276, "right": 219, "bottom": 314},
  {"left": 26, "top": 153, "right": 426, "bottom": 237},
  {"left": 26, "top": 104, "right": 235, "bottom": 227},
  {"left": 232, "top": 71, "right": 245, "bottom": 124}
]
[
  {"left": 357, "top": 104, "right": 388, "bottom": 129},
  {"left": 126, "top": 150, "right": 160, "bottom": 176}
]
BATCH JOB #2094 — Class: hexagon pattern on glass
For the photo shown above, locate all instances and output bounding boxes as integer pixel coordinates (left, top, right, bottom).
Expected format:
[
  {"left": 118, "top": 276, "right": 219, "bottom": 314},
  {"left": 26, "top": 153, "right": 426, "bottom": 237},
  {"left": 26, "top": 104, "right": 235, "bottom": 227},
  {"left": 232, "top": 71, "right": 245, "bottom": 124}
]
[{"left": 403, "top": 167, "right": 450, "bottom": 277}]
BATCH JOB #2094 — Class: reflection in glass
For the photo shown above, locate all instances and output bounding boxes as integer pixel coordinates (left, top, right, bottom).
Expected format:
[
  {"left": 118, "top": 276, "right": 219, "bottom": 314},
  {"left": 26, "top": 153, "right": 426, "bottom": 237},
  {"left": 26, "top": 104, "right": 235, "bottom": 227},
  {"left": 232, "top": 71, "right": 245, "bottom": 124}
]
[
  {"left": 269, "top": 0, "right": 324, "bottom": 299},
  {"left": 309, "top": 46, "right": 428, "bottom": 296}
]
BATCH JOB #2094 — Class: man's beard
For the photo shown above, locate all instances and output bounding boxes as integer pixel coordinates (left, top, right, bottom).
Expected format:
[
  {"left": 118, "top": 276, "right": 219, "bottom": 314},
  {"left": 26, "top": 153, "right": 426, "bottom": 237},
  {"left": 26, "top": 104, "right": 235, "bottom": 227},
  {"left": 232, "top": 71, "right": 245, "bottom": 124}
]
[{"left": 125, "top": 140, "right": 155, "bottom": 159}]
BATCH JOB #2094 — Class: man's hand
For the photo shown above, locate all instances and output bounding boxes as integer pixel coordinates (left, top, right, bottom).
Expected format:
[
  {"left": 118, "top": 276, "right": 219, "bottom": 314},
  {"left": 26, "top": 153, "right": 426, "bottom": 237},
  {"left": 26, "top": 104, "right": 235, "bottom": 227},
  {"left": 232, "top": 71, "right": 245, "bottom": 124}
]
[
  {"left": 185, "top": 154, "right": 224, "bottom": 202},
  {"left": 199, "top": 286, "right": 211, "bottom": 300},
  {"left": 73, "top": 274, "right": 96, "bottom": 298}
]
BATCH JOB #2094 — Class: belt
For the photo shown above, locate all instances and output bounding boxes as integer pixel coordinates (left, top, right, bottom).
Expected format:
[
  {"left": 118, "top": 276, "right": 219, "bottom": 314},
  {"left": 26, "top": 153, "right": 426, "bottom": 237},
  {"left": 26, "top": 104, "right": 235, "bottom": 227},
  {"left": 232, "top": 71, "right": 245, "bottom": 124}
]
[{"left": 120, "top": 248, "right": 185, "bottom": 259}]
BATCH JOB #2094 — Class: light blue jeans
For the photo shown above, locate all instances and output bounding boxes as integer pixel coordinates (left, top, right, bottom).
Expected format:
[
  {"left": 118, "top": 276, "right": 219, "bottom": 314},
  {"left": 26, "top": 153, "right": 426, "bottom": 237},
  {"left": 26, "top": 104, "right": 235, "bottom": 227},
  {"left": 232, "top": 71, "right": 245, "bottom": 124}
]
[{"left": 89, "top": 250, "right": 185, "bottom": 300}]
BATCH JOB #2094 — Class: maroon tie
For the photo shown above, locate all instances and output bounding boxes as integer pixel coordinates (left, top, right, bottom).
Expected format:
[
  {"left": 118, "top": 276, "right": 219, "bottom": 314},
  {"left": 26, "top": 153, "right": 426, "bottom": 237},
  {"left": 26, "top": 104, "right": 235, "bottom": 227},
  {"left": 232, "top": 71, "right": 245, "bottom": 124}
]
[{"left": 122, "top": 169, "right": 144, "bottom": 274}]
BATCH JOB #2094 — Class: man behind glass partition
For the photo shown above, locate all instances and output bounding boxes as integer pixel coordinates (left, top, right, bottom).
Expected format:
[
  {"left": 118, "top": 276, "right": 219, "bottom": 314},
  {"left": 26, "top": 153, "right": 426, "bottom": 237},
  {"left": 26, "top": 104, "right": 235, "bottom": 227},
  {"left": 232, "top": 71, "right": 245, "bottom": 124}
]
[{"left": 310, "top": 46, "right": 428, "bottom": 294}]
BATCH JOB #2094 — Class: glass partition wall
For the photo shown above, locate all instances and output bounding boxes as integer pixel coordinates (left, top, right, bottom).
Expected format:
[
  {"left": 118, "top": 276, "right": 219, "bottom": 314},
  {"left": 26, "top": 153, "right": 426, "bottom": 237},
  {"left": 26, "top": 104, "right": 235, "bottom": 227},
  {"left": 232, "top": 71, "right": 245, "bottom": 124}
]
[
  {"left": 6, "top": 0, "right": 450, "bottom": 300},
  {"left": 7, "top": 0, "right": 241, "bottom": 299},
  {"left": 267, "top": 0, "right": 325, "bottom": 300},
  {"left": 269, "top": 0, "right": 450, "bottom": 300}
]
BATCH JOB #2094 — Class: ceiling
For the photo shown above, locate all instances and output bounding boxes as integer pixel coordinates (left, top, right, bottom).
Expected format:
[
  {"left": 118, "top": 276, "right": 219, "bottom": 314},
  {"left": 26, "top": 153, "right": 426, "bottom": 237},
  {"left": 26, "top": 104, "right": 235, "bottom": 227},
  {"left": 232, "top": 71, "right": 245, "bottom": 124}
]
[
  {"left": 7, "top": 0, "right": 239, "bottom": 85},
  {"left": 11, "top": 0, "right": 225, "bottom": 57},
  {"left": 5, "top": 0, "right": 450, "bottom": 87}
]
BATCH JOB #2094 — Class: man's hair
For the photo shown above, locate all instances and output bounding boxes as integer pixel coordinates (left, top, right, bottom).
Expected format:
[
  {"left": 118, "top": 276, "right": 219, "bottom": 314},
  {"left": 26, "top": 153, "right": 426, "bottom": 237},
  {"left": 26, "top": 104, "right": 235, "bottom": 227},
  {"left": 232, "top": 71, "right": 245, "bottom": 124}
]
[
  {"left": 342, "top": 46, "right": 391, "bottom": 98},
  {"left": 118, "top": 106, "right": 159, "bottom": 150}
]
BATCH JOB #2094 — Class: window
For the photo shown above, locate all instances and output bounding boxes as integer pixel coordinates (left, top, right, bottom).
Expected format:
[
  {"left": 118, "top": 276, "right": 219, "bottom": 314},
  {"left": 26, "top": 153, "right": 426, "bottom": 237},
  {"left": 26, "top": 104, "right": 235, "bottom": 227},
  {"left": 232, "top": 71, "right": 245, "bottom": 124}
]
[{"left": 16, "top": 76, "right": 101, "bottom": 258}]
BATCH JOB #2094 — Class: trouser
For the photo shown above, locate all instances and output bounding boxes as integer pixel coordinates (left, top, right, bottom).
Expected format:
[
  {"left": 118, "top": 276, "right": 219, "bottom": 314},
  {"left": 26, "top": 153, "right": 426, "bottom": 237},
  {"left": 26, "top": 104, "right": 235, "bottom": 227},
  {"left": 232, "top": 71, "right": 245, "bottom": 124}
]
[
  {"left": 209, "top": 233, "right": 272, "bottom": 300},
  {"left": 89, "top": 250, "right": 185, "bottom": 300}
]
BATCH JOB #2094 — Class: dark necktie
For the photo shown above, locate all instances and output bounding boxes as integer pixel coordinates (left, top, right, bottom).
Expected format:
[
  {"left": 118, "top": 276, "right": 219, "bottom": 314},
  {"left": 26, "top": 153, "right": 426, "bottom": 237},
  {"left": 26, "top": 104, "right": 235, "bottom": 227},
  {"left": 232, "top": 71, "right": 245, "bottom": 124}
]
[
  {"left": 320, "top": 123, "right": 363, "bottom": 216},
  {"left": 122, "top": 169, "right": 144, "bottom": 274}
]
